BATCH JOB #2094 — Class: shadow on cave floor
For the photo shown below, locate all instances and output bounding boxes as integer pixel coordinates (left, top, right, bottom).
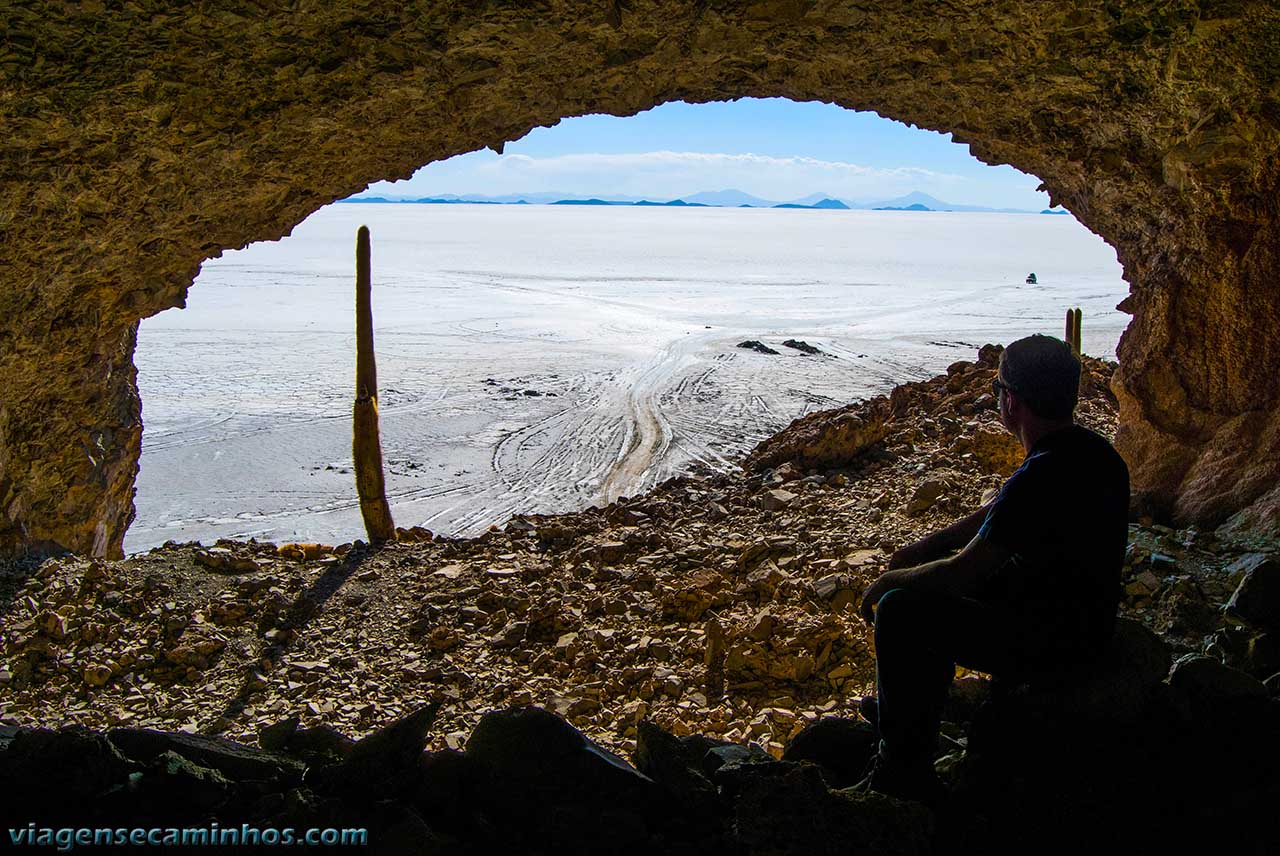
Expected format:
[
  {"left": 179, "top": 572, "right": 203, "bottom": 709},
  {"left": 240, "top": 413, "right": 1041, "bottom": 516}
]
[
  {"left": 212, "top": 545, "right": 377, "bottom": 725},
  {"left": 0, "top": 557, "right": 48, "bottom": 610}
]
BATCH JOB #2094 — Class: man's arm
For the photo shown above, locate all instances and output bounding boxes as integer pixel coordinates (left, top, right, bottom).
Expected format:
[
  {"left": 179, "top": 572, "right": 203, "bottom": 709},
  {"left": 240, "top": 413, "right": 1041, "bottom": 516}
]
[
  {"left": 860, "top": 534, "right": 1011, "bottom": 624},
  {"left": 887, "top": 502, "right": 993, "bottom": 570}
]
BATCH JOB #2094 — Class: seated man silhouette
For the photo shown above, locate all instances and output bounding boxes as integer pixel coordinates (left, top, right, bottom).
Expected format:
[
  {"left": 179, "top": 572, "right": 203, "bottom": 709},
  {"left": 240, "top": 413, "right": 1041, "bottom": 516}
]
[{"left": 856, "top": 334, "right": 1130, "bottom": 805}]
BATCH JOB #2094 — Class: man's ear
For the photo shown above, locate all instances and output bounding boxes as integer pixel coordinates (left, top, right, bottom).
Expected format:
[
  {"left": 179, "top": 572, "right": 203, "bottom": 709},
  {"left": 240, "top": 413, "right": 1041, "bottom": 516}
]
[{"left": 1004, "top": 388, "right": 1022, "bottom": 419}]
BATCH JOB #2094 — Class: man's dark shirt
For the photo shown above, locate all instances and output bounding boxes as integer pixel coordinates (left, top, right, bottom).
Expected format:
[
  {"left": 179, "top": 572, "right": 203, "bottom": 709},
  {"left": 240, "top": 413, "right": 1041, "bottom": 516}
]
[{"left": 975, "top": 423, "right": 1130, "bottom": 653}]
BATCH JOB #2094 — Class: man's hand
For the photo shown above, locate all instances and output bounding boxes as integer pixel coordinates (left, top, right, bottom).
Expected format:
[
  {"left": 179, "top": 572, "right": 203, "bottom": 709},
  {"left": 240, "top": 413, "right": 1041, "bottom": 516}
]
[
  {"left": 859, "top": 570, "right": 903, "bottom": 625},
  {"left": 861, "top": 536, "right": 1012, "bottom": 626},
  {"left": 886, "top": 503, "right": 994, "bottom": 571},
  {"left": 887, "top": 540, "right": 934, "bottom": 570}
]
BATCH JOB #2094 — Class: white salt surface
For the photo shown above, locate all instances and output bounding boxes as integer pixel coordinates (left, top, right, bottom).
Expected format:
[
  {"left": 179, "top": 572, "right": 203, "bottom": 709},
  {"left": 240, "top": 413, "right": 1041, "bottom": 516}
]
[{"left": 129, "top": 204, "right": 1129, "bottom": 553}]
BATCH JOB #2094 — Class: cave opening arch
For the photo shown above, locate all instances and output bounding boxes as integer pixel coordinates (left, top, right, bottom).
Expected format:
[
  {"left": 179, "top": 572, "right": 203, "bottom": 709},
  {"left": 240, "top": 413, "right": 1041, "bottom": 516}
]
[
  {"left": 127, "top": 99, "right": 1131, "bottom": 552},
  {"left": 2, "top": 1, "right": 1278, "bottom": 557}
]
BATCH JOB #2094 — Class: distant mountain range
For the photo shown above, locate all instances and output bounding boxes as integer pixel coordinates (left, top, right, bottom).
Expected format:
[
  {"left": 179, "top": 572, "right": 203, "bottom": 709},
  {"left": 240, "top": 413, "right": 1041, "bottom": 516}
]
[{"left": 340, "top": 188, "right": 1068, "bottom": 215}]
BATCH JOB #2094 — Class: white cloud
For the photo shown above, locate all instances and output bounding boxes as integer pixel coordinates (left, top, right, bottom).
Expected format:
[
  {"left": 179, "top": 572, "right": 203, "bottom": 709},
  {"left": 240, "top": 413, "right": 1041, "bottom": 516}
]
[
  {"left": 480, "top": 150, "right": 954, "bottom": 178},
  {"left": 371, "top": 149, "right": 970, "bottom": 203},
  {"left": 472, "top": 151, "right": 962, "bottom": 200}
]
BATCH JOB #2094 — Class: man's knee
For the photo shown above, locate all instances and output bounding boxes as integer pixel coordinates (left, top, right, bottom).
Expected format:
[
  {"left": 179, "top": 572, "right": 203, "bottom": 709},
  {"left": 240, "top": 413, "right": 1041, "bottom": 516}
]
[
  {"left": 874, "top": 587, "right": 923, "bottom": 634},
  {"left": 880, "top": 588, "right": 921, "bottom": 621},
  {"left": 874, "top": 587, "right": 961, "bottom": 648}
]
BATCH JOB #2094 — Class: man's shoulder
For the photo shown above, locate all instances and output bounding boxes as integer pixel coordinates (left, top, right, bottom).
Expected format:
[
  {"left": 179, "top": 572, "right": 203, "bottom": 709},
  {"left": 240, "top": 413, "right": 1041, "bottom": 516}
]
[
  {"left": 1068, "top": 425, "right": 1128, "bottom": 475},
  {"left": 1036, "top": 425, "right": 1126, "bottom": 469},
  {"left": 1012, "top": 426, "right": 1128, "bottom": 500}
]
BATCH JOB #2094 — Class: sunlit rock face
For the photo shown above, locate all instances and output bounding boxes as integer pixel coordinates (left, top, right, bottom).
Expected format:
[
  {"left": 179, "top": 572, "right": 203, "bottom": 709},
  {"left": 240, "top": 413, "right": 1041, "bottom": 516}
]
[{"left": 1, "top": 1, "right": 1278, "bottom": 556}]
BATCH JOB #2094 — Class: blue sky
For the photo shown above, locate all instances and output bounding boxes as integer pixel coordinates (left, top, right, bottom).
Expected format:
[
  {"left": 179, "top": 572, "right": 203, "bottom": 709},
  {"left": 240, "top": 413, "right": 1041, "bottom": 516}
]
[{"left": 363, "top": 98, "right": 1051, "bottom": 208}]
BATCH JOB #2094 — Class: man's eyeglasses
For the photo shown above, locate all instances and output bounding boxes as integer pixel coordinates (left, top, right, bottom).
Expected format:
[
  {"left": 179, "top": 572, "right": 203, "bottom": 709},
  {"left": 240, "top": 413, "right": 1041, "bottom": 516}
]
[{"left": 991, "top": 378, "right": 1015, "bottom": 399}]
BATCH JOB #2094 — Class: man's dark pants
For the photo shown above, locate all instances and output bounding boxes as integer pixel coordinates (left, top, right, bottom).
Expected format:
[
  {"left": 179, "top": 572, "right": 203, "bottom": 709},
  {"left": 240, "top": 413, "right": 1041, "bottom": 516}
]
[{"left": 872, "top": 587, "right": 1071, "bottom": 764}]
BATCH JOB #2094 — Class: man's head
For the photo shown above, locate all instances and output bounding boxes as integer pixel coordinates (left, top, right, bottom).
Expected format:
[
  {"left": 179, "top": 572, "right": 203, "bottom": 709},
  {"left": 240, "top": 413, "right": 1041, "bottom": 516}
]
[{"left": 994, "top": 335, "right": 1080, "bottom": 436}]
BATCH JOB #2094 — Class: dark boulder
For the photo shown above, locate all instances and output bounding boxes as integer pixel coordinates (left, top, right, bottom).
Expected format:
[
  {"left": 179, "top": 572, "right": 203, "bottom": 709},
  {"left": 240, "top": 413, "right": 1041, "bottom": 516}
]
[
  {"left": 949, "top": 628, "right": 1280, "bottom": 853},
  {"left": 1224, "top": 553, "right": 1280, "bottom": 631},
  {"left": 972, "top": 617, "right": 1170, "bottom": 746},
  {"left": 1155, "top": 575, "right": 1220, "bottom": 635},
  {"left": 0, "top": 726, "right": 136, "bottom": 824},
  {"left": 312, "top": 704, "right": 438, "bottom": 797},
  {"left": 942, "top": 676, "right": 992, "bottom": 724},
  {"left": 133, "top": 750, "right": 234, "bottom": 819},
  {"left": 465, "top": 706, "right": 662, "bottom": 852},
  {"left": 955, "top": 618, "right": 1180, "bottom": 848},
  {"left": 411, "top": 748, "right": 498, "bottom": 844},
  {"left": 257, "top": 715, "right": 300, "bottom": 752},
  {"left": 288, "top": 724, "right": 356, "bottom": 761},
  {"left": 365, "top": 805, "right": 457, "bottom": 856},
  {"left": 781, "top": 339, "right": 824, "bottom": 356},
  {"left": 724, "top": 760, "right": 933, "bottom": 856},
  {"left": 704, "top": 741, "right": 773, "bottom": 777},
  {"left": 631, "top": 721, "right": 741, "bottom": 848},
  {"left": 1167, "top": 654, "right": 1268, "bottom": 721},
  {"left": 1244, "top": 632, "right": 1280, "bottom": 678},
  {"left": 108, "top": 728, "right": 304, "bottom": 786},
  {"left": 780, "top": 717, "right": 878, "bottom": 789},
  {"left": 633, "top": 719, "right": 721, "bottom": 813}
]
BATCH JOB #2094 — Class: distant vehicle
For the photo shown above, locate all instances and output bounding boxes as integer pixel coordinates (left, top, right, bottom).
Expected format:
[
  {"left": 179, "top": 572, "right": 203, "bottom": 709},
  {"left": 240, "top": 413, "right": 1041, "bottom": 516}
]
[{"left": 1025, "top": 272, "right": 1038, "bottom": 284}]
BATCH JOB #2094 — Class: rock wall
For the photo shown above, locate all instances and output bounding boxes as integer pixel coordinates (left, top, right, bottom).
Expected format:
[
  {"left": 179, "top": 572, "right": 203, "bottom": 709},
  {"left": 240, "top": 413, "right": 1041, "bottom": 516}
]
[{"left": 2, "top": 0, "right": 1279, "bottom": 556}]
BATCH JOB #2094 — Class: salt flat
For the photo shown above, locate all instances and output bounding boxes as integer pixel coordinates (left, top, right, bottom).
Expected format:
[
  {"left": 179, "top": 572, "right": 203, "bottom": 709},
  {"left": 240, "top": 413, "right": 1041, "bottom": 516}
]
[{"left": 129, "top": 203, "right": 1129, "bottom": 553}]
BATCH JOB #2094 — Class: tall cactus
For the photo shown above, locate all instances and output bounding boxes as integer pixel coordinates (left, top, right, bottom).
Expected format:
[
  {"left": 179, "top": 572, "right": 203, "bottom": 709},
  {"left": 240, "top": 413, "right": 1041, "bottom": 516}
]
[{"left": 353, "top": 225, "right": 396, "bottom": 545}]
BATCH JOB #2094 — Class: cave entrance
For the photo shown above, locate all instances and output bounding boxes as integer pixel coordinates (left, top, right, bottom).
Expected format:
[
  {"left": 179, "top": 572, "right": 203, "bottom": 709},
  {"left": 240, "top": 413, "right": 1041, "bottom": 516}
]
[
  {"left": 127, "top": 99, "right": 1129, "bottom": 554},
  {"left": 8, "top": 4, "right": 1274, "bottom": 560}
]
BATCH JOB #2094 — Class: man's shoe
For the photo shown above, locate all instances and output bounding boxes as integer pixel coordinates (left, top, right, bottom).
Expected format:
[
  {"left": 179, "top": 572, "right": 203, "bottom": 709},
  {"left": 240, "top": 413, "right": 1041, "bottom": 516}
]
[
  {"left": 853, "top": 751, "right": 947, "bottom": 809},
  {"left": 857, "top": 696, "right": 879, "bottom": 727}
]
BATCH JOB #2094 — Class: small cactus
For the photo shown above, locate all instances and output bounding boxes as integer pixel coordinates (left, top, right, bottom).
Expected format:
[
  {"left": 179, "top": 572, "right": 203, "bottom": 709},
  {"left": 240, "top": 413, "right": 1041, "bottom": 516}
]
[{"left": 1065, "top": 307, "right": 1083, "bottom": 356}]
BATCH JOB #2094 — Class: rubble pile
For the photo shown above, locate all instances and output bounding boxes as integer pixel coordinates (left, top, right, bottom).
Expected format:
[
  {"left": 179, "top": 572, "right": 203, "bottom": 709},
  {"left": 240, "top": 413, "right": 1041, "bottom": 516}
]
[
  {"left": 0, "top": 347, "right": 1167, "bottom": 757},
  {"left": 2, "top": 346, "right": 1278, "bottom": 851}
]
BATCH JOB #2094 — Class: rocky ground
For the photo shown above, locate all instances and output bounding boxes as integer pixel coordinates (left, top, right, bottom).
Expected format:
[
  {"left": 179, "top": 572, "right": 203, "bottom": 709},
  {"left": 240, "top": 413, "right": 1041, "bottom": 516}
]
[
  {"left": 2, "top": 345, "right": 1278, "bottom": 853},
  {"left": 0, "top": 346, "right": 1114, "bottom": 751}
]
